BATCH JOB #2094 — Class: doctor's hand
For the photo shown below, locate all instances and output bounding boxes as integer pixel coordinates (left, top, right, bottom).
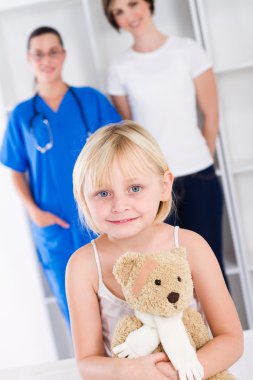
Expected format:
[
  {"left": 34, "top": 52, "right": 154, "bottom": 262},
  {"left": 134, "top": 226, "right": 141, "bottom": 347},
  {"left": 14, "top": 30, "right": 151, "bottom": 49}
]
[{"left": 30, "top": 208, "right": 70, "bottom": 228}]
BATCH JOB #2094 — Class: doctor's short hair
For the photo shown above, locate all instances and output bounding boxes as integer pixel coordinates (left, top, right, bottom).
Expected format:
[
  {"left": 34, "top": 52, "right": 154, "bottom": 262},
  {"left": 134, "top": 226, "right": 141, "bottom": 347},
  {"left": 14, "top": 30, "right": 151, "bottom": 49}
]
[
  {"left": 27, "top": 26, "right": 64, "bottom": 50},
  {"left": 102, "top": 0, "right": 155, "bottom": 31},
  {"left": 73, "top": 120, "right": 172, "bottom": 233}
]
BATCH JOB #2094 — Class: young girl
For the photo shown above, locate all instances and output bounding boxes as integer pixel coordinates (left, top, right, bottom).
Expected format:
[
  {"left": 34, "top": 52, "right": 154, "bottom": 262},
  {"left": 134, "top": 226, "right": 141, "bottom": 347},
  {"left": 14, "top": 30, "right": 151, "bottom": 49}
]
[
  {"left": 102, "top": 0, "right": 229, "bottom": 288},
  {"left": 66, "top": 121, "right": 243, "bottom": 380}
]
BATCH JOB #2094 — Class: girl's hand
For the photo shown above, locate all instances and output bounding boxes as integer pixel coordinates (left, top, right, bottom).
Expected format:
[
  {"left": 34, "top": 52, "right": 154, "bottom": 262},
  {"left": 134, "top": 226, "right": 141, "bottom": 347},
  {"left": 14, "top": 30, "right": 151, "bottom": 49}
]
[
  {"left": 30, "top": 208, "right": 70, "bottom": 228},
  {"left": 156, "top": 361, "right": 179, "bottom": 379},
  {"left": 126, "top": 352, "right": 170, "bottom": 380}
]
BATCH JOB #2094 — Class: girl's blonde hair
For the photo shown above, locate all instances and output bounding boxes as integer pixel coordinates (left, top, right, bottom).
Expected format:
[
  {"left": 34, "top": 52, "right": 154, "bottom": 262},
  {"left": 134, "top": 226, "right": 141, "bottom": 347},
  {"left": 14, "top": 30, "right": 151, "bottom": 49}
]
[{"left": 73, "top": 120, "right": 173, "bottom": 233}]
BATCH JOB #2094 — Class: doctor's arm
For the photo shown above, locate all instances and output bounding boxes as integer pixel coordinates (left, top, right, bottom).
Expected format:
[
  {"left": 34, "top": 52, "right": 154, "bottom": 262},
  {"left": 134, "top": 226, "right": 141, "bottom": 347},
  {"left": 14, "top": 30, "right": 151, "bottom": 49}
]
[
  {"left": 194, "top": 68, "right": 219, "bottom": 157},
  {"left": 11, "top": 170, "right": 69, "bottom": 228}
]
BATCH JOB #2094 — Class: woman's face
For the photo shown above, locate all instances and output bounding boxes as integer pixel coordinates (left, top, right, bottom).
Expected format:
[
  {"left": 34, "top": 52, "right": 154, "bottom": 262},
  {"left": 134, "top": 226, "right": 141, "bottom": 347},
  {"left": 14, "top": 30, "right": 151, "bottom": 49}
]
[
  {"left": 110, "top": 0, "right": 152, "bottom": 36},
  {"left": 27, "top": 33, "right": 65, "bottom": 85}
]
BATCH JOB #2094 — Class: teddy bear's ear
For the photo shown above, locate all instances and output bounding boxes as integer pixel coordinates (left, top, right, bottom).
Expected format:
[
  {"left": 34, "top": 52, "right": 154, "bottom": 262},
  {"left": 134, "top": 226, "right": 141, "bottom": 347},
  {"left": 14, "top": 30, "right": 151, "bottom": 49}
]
[
  {"left": 170, "top": 247, "right": 187, "bottom": 259},
  {"left": 113, "top": 252, "right": 140, "bottom": 287}
]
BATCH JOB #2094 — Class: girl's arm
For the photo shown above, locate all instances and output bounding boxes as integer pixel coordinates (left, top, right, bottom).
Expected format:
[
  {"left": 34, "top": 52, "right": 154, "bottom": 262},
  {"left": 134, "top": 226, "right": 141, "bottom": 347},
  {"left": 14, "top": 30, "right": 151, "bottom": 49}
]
[
  {"left": 66, "top": 244, "right": 170, "bottom": 380},
  {"left": 182, "top": 229, "right": 243, "bottom": 379},
  {"left": 110, "top": 95, "right": 132, "bottom": 120},
  {"left": 194, "top": 69, "right": 219, "bottom": 157}
]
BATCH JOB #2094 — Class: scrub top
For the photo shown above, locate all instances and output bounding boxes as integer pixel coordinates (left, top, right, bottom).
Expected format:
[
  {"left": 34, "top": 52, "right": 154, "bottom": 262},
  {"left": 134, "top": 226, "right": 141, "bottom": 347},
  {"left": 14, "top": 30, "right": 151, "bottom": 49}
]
[{"left": 0, "top": 86, "right": 121, "bottom": 321}]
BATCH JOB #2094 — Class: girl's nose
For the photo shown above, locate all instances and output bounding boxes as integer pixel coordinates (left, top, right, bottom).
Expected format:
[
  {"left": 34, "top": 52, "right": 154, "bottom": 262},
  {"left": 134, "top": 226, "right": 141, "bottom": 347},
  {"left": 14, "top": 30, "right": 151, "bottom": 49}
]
[{"left": 111, "top": 195, "right": 129, "bottom": 213}]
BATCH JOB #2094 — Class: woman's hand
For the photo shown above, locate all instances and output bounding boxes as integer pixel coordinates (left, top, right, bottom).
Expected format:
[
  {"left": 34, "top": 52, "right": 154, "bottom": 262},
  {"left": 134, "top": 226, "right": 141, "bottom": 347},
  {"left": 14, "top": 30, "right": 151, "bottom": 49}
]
[{"left": 30, "top": 208, "right": 70, "bottom": 228}]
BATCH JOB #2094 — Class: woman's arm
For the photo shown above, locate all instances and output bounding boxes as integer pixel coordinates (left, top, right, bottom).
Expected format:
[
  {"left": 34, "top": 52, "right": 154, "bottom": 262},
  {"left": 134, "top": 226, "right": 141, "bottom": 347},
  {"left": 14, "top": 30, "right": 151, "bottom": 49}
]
[
  {"left": 182, "top": 229, "right": 243, "bottom": 379},
  {"left": 110, "top": 95, "right": 132, "bottom": 120},
  {"left": 194, "top": 69, "right": 219, "bottom": 157},
  {"left": 66, "top": 244, "right": 170, "bottom": 380},
  {"left": 11, "top": 170, "right": 69, "bottom": 227}
]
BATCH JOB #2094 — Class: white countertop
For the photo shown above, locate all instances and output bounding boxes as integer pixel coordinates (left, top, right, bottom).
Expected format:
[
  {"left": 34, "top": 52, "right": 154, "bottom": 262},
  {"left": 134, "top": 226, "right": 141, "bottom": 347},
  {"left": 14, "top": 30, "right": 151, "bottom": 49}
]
[{"left": 0, "top": 358, "right": 80, "bottom": 380}]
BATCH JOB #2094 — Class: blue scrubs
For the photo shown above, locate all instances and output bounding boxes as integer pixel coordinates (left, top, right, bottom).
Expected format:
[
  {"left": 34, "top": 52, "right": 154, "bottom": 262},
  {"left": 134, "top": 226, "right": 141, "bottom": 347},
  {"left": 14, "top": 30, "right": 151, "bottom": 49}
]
[{"left": 0, "top": 86, "right": 121, "bottom": 323}]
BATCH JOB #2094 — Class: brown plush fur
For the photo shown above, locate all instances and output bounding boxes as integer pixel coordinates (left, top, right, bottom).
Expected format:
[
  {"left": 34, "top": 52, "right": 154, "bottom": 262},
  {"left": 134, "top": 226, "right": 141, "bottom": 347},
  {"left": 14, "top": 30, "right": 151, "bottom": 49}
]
[{"left": 111, "top": 250, "right": 236, "bottom": 380}]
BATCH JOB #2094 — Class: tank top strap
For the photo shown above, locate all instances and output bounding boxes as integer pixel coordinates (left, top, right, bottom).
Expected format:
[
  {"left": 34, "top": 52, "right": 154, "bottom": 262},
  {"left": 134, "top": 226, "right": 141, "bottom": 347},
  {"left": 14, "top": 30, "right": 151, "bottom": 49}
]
[
  {"left": 174, "top": 226, "right": 180, "bottom": 248},
  {"left": 91, "top": 240, "right": 103, "bottom": 283}
]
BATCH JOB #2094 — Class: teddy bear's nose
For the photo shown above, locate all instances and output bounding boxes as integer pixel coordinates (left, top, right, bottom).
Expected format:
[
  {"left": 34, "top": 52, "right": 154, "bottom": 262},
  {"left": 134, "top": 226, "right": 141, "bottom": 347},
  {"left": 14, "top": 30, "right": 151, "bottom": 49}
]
[{"left": 167, "top": 292, "right": 179, "bottom": 304}]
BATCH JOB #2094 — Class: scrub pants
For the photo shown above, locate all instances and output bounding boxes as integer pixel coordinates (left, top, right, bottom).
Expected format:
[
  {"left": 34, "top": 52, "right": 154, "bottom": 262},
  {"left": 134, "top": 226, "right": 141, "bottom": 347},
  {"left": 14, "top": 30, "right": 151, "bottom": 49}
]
[
  {"left": 32, "top": 222, "right": 93, "bottom": 325},
  {"left": 167, "top": 165, "right": 229, "bottom": 289},
  {"left": 43, "top": 253, "right": 70, "bottom": 324}
]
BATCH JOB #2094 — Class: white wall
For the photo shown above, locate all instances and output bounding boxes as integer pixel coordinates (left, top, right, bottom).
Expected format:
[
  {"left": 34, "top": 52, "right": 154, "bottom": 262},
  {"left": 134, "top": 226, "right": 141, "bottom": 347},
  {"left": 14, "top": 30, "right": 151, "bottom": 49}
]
[{"left": 0, "top": 166, "right": 57, "bottom": 369}]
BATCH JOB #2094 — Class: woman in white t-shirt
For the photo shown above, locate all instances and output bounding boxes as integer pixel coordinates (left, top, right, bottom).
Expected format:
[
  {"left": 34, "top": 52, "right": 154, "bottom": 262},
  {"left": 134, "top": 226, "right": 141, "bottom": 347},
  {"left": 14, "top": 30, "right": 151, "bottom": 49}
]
[{"left": 102, "top": 0, "right": 229, "bottom": 287}]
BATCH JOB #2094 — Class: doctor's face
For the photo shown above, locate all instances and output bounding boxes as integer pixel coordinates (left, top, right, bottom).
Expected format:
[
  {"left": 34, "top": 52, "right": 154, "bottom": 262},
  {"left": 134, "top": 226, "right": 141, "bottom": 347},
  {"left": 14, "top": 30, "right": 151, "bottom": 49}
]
[{"left": 27, "top": 33, "right": 66, "bottom": 85}]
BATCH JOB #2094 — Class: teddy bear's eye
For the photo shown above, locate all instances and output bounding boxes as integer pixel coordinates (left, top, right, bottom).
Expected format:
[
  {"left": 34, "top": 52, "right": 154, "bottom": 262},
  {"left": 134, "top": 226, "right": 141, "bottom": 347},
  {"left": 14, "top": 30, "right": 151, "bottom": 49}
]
[
  {"left": 155, "top": 279, "right": 161, "bottom": 286},
  {"left": 177, "top": 276, "right": 182, "bottom": 282}
]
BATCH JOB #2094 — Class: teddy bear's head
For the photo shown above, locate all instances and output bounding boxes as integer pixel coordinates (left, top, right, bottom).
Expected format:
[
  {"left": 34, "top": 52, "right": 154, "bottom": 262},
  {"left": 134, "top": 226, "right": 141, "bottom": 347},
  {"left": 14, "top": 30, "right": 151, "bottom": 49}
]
[{"left": 113, "top": 248, "right": 193, "bottom": 317}]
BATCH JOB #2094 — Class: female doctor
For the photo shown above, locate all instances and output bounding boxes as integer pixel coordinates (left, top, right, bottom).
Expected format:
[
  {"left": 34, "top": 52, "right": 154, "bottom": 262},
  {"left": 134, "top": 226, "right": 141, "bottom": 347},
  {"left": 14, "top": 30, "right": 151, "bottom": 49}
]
[{"left": 0, "top": 26, "right": 121, "bottom": 323}]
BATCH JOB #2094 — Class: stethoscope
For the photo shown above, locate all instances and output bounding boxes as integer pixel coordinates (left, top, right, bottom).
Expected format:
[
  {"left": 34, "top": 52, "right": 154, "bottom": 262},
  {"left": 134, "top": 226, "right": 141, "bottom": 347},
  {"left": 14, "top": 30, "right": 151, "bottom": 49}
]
[{"left": 29, "top": 86, "right": 90, "bottom": 154}]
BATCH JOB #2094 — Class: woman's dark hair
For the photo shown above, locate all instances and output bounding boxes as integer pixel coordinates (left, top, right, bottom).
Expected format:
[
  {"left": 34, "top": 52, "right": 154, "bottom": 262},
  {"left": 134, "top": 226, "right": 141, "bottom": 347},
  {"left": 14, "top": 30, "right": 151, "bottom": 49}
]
[
  {"left": 27, "top": 26, "right": 64, "bottom": 50},
  {"left": 102, "top": 0, "right": 155, "bottom": 31}
]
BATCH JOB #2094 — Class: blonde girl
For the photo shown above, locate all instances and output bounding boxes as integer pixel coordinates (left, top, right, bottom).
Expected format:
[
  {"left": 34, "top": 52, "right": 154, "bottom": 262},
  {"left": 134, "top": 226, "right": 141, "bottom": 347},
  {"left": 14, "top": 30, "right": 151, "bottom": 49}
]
[{"left": 66, "top": 121, "right": 243, "bottom": 380}]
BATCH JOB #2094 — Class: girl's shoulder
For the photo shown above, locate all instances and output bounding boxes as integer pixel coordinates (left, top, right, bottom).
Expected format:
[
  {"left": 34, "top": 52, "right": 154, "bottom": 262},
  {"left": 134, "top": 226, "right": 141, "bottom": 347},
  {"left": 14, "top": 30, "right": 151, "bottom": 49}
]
[
  {"left": 178, "top": 227, "right": 210, "bottom": 251},
  {"left": 66, "top": 241, "right": 98, "bottom": 282},
  {"left": 177, "top": 227, "right": 216, "bottom": 270}
]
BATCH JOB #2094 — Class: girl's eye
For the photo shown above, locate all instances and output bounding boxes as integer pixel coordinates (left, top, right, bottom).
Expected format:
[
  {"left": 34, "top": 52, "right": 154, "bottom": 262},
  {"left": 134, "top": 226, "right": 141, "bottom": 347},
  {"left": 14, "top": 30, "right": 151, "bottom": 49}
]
[
  {"left": 97, "top": 191, "right": 110, "bottom": 198},
  {"left": 130, "top": 185, "right": 142, "bottom": 193}
]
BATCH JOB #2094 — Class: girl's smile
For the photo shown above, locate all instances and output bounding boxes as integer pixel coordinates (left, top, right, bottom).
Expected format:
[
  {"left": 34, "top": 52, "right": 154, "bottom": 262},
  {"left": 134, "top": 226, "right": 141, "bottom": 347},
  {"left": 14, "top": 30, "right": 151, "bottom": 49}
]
[{"left": 107, "top": 216, "right": 140, "bottom": 224}]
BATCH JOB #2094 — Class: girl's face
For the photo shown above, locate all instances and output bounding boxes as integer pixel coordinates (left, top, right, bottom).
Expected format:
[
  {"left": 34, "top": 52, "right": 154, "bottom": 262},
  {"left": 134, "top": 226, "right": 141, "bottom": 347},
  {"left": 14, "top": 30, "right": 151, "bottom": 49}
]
[
  {"left": 27, "top": 33, "right": 65, "bottom": 85},
  {"left": 85, "top": 158, "right": 172, "bottom": 241},
  {"left": 110, "top": 0, "right": 152, "bottom": 36}
]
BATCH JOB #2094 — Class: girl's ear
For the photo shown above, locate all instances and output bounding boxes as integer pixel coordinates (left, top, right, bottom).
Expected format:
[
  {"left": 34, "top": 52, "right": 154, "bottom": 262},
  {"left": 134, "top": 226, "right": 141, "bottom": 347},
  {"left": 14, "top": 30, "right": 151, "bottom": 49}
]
[{"left": 161, "top": 170, "right": 173, "bottom": 201}]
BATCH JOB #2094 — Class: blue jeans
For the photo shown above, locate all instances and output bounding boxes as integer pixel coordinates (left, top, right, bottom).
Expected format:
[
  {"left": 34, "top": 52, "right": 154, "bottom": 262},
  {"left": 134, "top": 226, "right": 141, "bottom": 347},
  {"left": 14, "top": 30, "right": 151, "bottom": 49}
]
[{"left": 167, "top": 165, "right": 229, "bottom": 288}]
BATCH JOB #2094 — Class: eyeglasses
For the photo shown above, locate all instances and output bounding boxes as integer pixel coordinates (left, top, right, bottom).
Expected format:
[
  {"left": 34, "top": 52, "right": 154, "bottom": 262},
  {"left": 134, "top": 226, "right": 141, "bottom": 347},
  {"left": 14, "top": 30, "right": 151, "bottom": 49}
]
[{"left": 29, "top": 49, "right": 64, "bottom": 62}]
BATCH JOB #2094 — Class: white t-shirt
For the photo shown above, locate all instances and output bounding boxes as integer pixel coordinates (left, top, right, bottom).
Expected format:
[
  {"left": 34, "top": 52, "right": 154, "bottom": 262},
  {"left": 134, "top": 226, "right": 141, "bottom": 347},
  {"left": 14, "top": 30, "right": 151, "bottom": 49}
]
[{"left": 107, "top": 36, "right": 213, "bottom": 177}]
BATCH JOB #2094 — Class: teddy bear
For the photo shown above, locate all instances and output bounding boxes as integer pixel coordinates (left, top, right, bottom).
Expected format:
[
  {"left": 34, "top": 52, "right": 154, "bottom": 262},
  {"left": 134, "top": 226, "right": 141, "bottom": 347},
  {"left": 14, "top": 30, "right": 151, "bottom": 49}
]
[{"left": 111, "top": 248, "right": 236, "bottom": 380}]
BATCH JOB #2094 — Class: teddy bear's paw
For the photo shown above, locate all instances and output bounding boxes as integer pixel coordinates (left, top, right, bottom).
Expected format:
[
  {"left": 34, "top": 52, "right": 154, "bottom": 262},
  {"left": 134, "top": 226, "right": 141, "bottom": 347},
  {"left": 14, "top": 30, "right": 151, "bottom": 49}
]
[
  {"left": 112, "top": 342, "right": 135, "bottom": 358},
  {"left": 177, "top": 358, "right": 204, "bottom": 380},
  {"left": 111, "top": 315, "right": 143, "bottom": 352},
  {"left": 113, "top": 324, "right": 160, "bottom": 358}
]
